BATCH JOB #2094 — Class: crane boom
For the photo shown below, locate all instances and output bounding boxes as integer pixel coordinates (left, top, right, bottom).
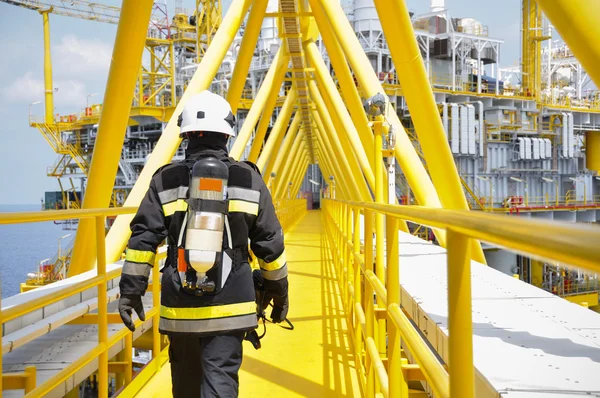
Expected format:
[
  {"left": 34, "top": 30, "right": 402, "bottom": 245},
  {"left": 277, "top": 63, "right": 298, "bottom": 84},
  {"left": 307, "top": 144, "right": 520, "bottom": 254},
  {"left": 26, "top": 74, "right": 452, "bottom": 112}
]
[{"left": 0, "top": 0, "right": 120, "bottom": 23}]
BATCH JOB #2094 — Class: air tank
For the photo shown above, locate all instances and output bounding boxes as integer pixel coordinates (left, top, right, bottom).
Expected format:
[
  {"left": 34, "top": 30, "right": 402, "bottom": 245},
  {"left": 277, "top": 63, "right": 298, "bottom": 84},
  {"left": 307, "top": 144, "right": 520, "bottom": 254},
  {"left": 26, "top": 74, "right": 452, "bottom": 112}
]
[{"left": 353, "top": 0, "right": 381, "bottom": 35}]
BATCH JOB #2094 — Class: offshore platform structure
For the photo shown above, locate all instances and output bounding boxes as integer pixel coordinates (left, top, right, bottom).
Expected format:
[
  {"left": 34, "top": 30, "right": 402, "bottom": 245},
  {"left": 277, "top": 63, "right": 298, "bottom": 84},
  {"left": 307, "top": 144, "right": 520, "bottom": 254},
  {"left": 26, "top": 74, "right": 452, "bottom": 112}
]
[
  {"left": 6, "top": 0, "right": 600, "bottom": 308},
  {"left": 3, "top": 1, "right": 600, "bottom": 398}
]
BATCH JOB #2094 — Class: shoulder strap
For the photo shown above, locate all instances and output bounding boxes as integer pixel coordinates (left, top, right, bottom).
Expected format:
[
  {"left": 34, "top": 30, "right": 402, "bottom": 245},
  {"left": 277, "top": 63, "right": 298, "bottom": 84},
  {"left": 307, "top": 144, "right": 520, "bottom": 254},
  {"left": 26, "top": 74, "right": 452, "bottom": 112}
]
[{"left": 241, "top": 160, "right": 262, "bottom": 176}]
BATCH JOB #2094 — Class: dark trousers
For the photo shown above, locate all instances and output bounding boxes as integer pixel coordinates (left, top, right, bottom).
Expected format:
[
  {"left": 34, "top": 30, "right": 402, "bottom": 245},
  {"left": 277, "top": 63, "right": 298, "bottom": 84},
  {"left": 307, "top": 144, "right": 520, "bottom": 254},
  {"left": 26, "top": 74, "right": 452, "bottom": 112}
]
[{"left": 169, "top": 332, "right": 245, "bottom": 398}]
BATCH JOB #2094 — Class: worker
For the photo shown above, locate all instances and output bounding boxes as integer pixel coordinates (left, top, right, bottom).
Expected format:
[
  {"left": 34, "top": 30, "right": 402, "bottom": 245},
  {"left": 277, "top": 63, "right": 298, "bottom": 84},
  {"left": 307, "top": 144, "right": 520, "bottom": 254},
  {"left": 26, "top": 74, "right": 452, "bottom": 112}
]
[{"left": 118, "top": 90, "right": 289, "bottom": 397}]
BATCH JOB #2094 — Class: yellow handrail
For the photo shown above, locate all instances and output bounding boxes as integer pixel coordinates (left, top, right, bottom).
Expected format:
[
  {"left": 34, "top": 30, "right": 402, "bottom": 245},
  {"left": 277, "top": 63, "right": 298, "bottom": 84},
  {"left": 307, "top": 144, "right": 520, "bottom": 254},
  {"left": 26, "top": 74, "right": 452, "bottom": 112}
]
[
  {"left": 1, "top": 200, "right": 305, "bottom": 396},
  {"left": 1, "top": 207, "right": 146, "bottom": 397},
  {"left": 323, "top": 198, "right": 600, "bottom": 398}
]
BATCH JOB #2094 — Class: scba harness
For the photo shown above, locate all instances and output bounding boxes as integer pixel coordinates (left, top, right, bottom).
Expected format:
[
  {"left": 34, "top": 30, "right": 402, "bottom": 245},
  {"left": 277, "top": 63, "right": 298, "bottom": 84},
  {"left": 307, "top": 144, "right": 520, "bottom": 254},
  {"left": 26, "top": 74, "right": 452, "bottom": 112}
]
[{"left": 177, "top": 156, "right": 234, "bottom": 296}]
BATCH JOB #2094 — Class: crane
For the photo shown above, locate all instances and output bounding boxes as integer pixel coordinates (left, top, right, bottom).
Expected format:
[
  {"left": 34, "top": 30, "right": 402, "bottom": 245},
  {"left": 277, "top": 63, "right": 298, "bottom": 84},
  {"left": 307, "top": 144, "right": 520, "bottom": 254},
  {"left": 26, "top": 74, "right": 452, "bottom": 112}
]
[
  {"left": 1, "top": 0, "right": 222, "bottom": 289},
  {"left": 0, "top": 0, "right": 120, "bottom": 23}
]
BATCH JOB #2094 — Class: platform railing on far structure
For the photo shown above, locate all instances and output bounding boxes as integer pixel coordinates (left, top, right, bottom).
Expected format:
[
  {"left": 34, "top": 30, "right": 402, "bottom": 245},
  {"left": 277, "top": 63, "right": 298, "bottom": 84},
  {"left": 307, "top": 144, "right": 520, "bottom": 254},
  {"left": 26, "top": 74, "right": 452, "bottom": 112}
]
[
  {"left": 0, "top": 207, "right": 163, "bottom": 397},
  {"left": 322, "top": 199, "right": 600, "bottom": 398}
]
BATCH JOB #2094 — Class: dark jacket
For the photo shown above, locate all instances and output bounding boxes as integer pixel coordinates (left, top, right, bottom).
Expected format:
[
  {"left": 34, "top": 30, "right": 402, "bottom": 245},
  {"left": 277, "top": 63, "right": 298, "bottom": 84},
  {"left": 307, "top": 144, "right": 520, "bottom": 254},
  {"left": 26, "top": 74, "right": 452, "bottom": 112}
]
[{"left": 119, "top": 146, "right": 287, "bottom": 336}]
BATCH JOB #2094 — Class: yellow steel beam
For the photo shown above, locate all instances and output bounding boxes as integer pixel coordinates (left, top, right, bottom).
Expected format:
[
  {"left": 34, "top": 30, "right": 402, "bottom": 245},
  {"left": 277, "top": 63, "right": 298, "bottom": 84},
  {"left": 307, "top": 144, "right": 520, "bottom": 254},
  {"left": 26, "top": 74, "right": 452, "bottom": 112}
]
[
  {"left": 315, "top": 137, "right": 350, "bottom": 200},
  {"left": 536, "top": 0, "right": 600, "bottom": 86},
  {"left": 291, "top": 157, "right": 309, "bottom": 199},
  {"left": 258, "top": 97, "right": 298, "bottom": 174},
  {"left": 264, "top": 112, "right": 301, "bottom": 184},
  {"left": 40, "top": 10, "right": 54, "bottom": 123},
  {"left": 309, "top": 80, "right": 372, "bottom": 201},
  {"left": 248, "top": 44, "right": 291, "bottom": 163},
  {"left": 287, "top": 148, "right": 308, "bottom": 200},
  {"left": 230, "top": 47, "right": 289, "bottom": 160},
  {"left": 226, "top": 0, "right": 269, "bottom": 113},
  {"left": 286, "top": 147, "right": 308, "bottom": 199},
  {"left": 256, "top": 88, "right": 297, "bottom": 170},
  {"left": 275, "top": 138, "right": 306, "bottom": 199},
  {"left": 372, "top": 0, "right": 482, "bottom": 262},
  {"left": 273, "top": 127, "right": 304, "bottom": 198},
  {"left": 105, "top": 0, "right": 252, "bottom": 264},
  {"left": 312, "top": 109, "right": 360, "bottom": 200},
  {"left": 69, "top": 0, "right": 154, "bottom": 276},
  {"left": 304, "top": 41, "right": 375, "bottom": 191},
  {"left": 306, "top": 1, "right": 374, "bottom": 170},
  {"left": 313, "top": 0, "right": 441, "bottom": 211}
]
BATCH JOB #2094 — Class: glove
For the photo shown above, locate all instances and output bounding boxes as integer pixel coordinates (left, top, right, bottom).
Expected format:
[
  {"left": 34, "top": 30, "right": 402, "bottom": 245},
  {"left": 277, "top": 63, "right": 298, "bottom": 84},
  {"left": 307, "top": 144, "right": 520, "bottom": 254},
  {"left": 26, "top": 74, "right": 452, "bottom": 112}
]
[
  {"left": 118, "top": 294, "right": 145, "bottom": 332},
  {"left": 252, "top": 269, "right": 289, "bottom": 324},
  {"left": 270, "top": 293, "right": 289, "bottom": 323}
]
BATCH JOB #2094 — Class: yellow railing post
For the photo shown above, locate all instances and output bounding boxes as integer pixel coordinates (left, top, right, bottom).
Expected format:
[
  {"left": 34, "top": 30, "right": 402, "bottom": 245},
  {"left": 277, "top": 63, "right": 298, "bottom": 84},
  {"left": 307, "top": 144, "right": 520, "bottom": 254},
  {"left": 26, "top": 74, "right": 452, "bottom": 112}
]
[
  {"left": 95, "top": 215, "right": 108, "bottom": 397},
  {"left": 386, "top": 215, "right": 406, "bottom": 398},
  {"left": 345, "top": 204, "right": 353, "bottom": 309},
  {"left": 363, "top": 209, "right": 376, "bottom": 398},
  {"left": 125, "top": 333, "right": 133, "bottom": 384},
  {"left": 353, "top": 207, "right": 362, "bottom": 372},
  {"left": 447, "top": 229, "right": 474, "bottom": 398},
  {"left": 373, "top": 119, "right": 387, "bottom": 355}
]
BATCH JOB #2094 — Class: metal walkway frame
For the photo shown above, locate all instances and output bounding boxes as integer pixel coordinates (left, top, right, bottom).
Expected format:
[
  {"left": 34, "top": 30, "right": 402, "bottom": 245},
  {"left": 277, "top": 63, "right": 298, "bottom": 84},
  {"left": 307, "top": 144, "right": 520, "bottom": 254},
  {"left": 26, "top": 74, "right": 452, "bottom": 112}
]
[{"left": 3, "top": 0, "right": 600, "bottom": 397}]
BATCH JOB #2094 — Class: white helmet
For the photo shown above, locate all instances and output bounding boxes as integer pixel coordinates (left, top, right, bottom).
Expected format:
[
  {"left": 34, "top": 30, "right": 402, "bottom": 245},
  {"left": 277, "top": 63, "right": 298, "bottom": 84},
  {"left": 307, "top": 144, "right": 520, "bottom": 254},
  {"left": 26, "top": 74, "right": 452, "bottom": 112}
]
[{"left": 178, "top": 91, "right": 236, "bottom": 137}]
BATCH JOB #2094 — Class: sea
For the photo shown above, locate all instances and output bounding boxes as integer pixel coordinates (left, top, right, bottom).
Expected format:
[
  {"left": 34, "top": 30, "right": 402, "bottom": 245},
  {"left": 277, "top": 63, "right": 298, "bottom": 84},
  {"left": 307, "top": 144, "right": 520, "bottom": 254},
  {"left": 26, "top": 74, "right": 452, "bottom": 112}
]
[{"left": 0, "top": 204, "right": 76, "bottom": 299}]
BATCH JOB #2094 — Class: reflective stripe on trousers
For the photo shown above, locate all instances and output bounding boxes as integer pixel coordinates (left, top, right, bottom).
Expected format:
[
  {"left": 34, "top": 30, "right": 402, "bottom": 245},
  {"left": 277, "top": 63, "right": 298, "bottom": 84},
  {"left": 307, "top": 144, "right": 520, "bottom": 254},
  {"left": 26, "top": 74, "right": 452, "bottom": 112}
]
[{"left": 160, "top": 313, "right": 258, "bottom": 334}]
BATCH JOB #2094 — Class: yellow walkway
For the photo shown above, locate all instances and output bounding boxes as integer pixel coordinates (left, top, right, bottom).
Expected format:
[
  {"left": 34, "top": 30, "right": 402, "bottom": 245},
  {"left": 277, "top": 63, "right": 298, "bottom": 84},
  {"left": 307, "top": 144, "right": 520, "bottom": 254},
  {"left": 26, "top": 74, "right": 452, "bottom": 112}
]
[{"left": 135, "top": 211, "right": 361, "bottom": 397}]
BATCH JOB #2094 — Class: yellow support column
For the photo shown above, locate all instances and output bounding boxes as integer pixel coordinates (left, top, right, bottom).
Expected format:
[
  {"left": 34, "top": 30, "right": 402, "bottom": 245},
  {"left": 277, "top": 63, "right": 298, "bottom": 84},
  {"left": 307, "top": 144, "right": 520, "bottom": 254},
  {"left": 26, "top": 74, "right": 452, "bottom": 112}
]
[
  {"left": 291, "top": 158, "right": 309, "bottom": 199},
  {"left": 306, "top": 1, "right": 374, "bottom": 169},
  {"left": 447, "top": 229, "right": 475, "bottom": 398},
  {"left": 248, "top": 45, "right": 290, "bottom": 163},
  {"left": 305, "top": 41, "right": 375, "bottom": 191},
  {"left": 69, "top": 0, "right": 155, "bottom": 275},
  {"left": 276, "top": 140, "right": 307, "bottom": 199},
  {"left": 105, "top": 0, "right": 252, "bottom": 264},
  {"left": 314, "top": 0, "right": 442, "bottom": 212},
  {"left": 274, "top": 130, "right": 304, "bottom": 198},
  {"left": 386, "top": 215, "right": 407, "bottom": 397},
  {"left": 256, "top": 89, "right": 298, "bottom": 171},
  {"left": 536, "top": 0, "right": 600, "bottom": 86},
  {"left": 227, "top": 0, "right": 269, "bottom": 113},
  {"left": 313, "top": 125, "right": 353, "bottom": 200},
  {"left": 373, "top": 119, "right": 387, "bottom": 355},
  {"left": 312, "top": 109, "right": 362, "bottom": 200},
  {"left": 290, "top": 150, "right": 309, "bottom": 197},
  {"left": 586, "top": 131, "right": 600, "bottom": 172},
  {"left": 264, "top": 113, "right": 301, "bottom": 183},
  {"left": 230, "top": 47, "right": 289, "bottom": 160},
  {"left": 40, "top": 10, "right": 54, "bottom": 124},
  {"left": 309, "top": 81, "right": 372, "bottom": 201}
]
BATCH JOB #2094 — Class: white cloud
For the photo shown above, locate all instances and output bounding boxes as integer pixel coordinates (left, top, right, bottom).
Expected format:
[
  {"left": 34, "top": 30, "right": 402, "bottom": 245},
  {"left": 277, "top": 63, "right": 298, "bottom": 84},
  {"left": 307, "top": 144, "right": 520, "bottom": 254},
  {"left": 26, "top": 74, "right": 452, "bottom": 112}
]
[
  {"left": 1, "top": 71, "right": 87, "bottom": 108},
  {"left": 53, "top": 35, "right": 112, "bottom": 78},
  {"left": 1, "top": 71, "right": 44, "bottom": 103}
]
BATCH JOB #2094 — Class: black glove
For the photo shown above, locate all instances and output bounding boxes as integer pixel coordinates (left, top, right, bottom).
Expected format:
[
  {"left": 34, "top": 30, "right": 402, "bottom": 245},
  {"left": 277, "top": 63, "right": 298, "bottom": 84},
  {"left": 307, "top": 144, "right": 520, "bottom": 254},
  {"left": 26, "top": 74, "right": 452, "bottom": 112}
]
[
  {"left": 118, "top": 294, "right": 145, "bottom": 332},
  {"left": 252, "top": 269, "right": 289, "bottom": 324},
  {"left": 270, "top": 293, "right": 289, "bottom": 323}
]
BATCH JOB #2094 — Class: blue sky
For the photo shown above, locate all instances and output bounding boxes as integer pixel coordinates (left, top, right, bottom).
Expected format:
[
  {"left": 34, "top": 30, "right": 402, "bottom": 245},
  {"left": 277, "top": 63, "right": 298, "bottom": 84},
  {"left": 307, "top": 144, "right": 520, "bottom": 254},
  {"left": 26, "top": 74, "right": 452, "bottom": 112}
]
[{"left": 0, "top": 0, "right": 520, "bottom": 204}]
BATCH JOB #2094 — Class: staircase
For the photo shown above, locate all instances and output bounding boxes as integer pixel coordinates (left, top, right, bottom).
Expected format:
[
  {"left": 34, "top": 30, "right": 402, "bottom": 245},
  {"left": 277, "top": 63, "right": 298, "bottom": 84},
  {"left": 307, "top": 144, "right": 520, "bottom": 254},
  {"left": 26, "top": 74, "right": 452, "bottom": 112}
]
[{"left": 33, "top": 122, "right": 90, "bottom": 176}]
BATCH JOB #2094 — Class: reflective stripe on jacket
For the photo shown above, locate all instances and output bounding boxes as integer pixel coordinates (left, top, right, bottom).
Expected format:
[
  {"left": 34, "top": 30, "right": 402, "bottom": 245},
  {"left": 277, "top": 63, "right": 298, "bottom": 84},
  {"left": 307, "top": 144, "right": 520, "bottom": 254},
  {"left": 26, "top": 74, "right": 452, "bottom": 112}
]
[{"left": 119, "top": 148, "right": 287, "bottom": 335}]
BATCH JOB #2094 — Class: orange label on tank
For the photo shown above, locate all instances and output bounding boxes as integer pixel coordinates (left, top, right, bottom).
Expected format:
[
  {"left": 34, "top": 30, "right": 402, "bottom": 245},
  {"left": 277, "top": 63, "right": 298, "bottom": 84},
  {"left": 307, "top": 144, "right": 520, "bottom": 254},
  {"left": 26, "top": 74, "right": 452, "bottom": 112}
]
[
  {"left": 199, "top": 178, "right": 223, "bottom": 192},
  {"left": 178, "top": 248, "right": 187, "bottom": 272}
]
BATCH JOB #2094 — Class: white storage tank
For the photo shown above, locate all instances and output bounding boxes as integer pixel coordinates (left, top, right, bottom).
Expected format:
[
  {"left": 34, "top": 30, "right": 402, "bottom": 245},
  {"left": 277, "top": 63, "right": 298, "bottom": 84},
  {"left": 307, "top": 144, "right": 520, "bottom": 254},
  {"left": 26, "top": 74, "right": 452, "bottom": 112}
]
[
  {"left": 259, "top": 0, "right": 279, "bottom": 53},
  {"left": 354, "top": 0, "right": 382, "bottom": 35}
]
